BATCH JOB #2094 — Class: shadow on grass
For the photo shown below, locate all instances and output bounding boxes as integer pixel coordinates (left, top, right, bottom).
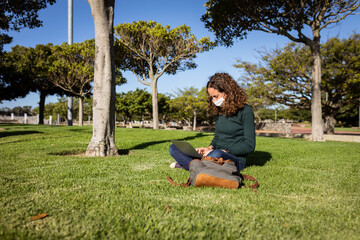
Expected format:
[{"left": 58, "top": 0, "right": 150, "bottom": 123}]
[
  {"left": 49, "top": 149, "right": 130, "bottom": 156},
  {"left": 0, "top": 130, "right": 43, "bottom": 138},
  {"left": 129, "top": 132, "right": 208, "bottom": 150},
  {"left": 246, "top": 151, "right": 272, "bottom": 167},
  {"left": 118, "top": 149, "right": 130, "bottom": 155},
  {"left": 68, "top": 128, "right": 92, "bottom": 133}
]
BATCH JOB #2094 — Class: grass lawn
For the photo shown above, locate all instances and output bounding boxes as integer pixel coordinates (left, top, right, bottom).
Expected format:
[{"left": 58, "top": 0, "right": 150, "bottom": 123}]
[
  {"left": 0, "top": 124, "right": 359, "bottom": 239},
  {"left": 334, "top": 127, "right": 360, "bottom": 132}
]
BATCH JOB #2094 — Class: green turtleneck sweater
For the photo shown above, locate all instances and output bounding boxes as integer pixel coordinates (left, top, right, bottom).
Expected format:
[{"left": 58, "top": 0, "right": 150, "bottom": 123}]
[{"left": 210, "top": 104, "right": 256, "bottom": 166}]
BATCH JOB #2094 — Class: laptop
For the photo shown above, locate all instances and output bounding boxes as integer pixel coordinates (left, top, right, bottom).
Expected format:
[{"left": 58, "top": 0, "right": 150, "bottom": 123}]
[{"left": 171, "top": 140, "right": 203, "bottom": 159}]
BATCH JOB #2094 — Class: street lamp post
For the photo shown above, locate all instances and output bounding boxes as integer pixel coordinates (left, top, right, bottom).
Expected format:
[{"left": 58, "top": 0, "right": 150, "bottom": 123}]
[{"left": 67, "top": 0, "right": 73, "bottom": 126}]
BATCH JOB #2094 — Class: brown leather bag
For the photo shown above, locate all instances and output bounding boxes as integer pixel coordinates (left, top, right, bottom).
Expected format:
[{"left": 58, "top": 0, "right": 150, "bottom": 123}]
[{"left": 167, "top": 156, "right": 259, "bottom": 192}]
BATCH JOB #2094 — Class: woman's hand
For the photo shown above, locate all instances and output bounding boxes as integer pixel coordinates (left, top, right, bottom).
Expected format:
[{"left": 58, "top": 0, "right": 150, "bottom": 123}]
[{"left": 196, "top": 146, "right": 213, "bottom": 156}]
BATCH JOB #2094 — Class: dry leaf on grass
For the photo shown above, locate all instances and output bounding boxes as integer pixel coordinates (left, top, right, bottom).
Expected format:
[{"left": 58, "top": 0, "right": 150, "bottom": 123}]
[{"left": 31, "top": 213, "right": 48, "bottom": 221}]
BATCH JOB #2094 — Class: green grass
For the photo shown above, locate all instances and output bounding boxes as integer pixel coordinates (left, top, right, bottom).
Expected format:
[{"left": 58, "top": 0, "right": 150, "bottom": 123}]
[
  {"left": 334, "top": 127, "right": 360, "bottom": 132},
  {"left": 1, "top": 124, "right": 359, "bottom": 239}
]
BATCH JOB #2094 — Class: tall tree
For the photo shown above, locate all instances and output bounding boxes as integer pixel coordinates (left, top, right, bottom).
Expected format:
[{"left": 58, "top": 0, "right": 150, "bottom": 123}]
[
  {"left": 157, "top": 93, "right": 172, "bottom": 129},
  {"left": 86, "top": 0, "right": 117, "bottom": 156},
  {"left": 32, "top": 44, "right": 64, "bottom": 124},
  {"left": 49, "top": 40, "right": 95, "bottom": 126},
  {"left": 0, "top": 0, "right": 56, "bottom": 51},
  {"left": 236, "top": 62, "right": 277, "bottom": 122},
  {"left": 321, "top": 34, "right": 360, "bottom": 132},
  {"left": 169, "top": 87, "right": 207, "bottom": 131},
  {"left": 114, "top": 21, "right": 215, "bottom": 129},
  {"left": 115, "top": 88, "right": 152, "bottom": 127},
  {"left": 34, "top": 97, "right": 93, "bottom": 124},
  {"left": 0, "top": 45, "right": 34, "bottom": 102},
  {"left": 1, "top": 44, "right": 64, "bottom": 124},
  {"left": 236, "top": 35, "right": 360, "bottom": 133},
  {"left": 202, "top": 0, "right": 360, "bottom": 141}
]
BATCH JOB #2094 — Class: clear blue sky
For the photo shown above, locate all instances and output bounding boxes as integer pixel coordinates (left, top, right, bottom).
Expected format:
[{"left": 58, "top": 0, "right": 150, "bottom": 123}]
[{"left": 1, "top": 0, "right": 359, "bottom": 109}]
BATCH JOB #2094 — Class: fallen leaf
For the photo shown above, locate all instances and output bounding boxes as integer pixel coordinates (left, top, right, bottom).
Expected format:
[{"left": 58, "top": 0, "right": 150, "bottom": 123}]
[{"left": 31, "top": 213, "right": 48, "bottom": 221}]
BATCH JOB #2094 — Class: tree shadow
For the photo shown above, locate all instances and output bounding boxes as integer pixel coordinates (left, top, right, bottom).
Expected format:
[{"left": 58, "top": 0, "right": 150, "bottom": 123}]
[
  {"left": 0, "top": 130, "right": 43, "bottom": 138},
  {"left": 118, "top": 149, "right": 130, "bottom": 155},
  {"left": 129, "top": 132, "right": 209, "bottom": 150},
  {"left": 68, "top": 128, "right": 92, "bottom": 133},
  {"left": 246, "top": 151, "right": 272, "bottom": 167}
]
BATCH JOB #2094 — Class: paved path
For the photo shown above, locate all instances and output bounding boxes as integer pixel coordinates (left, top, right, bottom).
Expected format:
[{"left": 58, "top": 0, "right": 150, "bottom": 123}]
[{"left": 256, "top": 126, "right": 360, "bottom": 143}]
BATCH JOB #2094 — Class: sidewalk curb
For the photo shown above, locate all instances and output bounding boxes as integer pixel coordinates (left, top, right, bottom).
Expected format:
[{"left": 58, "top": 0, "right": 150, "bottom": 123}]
[{"left": 256, "top": 131, "right": 360, "bottom": 143}]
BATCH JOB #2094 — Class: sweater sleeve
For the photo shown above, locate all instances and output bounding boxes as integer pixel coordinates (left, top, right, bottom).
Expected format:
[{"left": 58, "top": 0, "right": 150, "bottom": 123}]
[
  {"left": 210, "top": 133, "right": 219, "bottom": 148},
  {"left": 210, "top": 116, "right": 219, "bottom": 147},
  {"left": 229, "top": 106, "right": 256, "bottom": 156}
]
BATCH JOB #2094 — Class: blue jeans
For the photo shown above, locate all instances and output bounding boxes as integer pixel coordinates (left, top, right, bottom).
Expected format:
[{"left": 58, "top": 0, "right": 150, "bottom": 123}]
[{"left": 169, "top": 144, "right": 245, "bottom": 171}]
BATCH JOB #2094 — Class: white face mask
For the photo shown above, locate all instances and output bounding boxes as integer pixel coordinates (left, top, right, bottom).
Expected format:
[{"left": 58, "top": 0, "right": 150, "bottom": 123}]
[{"left": 213, "top": 97, "right": 225, "bottom": 107}]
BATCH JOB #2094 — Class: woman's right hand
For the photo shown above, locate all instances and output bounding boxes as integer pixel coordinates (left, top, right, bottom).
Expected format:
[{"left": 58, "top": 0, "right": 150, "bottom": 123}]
[{"left": 196, "top": 146, "right": 213, "bottom": 156}]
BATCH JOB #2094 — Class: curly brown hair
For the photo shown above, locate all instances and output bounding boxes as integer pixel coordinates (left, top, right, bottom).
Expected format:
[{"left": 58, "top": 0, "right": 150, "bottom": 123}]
[{"left": 206, "top": 73, "right": 247, "bottom": 116}]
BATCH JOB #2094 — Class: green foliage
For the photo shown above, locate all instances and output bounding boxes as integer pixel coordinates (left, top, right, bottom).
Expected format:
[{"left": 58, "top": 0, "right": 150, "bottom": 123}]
[
  {"left": 48, "top": 40, "right": 97, "bottom": 126},
  {"left": 157, "top": 93, "right": 172, "bottom": 122},
  {"left": 115, "top": 21, "right": 215, "bottom": 78},
  {"left": 114, "top": 20, "right": 215, "bottom": 129},
  {"left": 0, "top": 124, "right": 359, "bottom": 239},
  {"left": 0, "top": 0, "right": 56, "bottom": 51},
  {"left": 33, "top": 97, "right": 92, "bottom": 123},
  {"left": 321, "top": 35, "right": 360, "bottom": 125},
  {"left": 236, "top": 42, "right": 312, "bottom": 109},
  {"left": 202, "top": 0, "right": 360, "bottom": 46},
  {"left": 256, "top": 108, "right": 312, "bottom": 123},
  {"left": 0, "top": 106, "right": 34, "bottom": 116},
  {"left": 236, "top": 35, "right": 360, "bottom": 127},
  {"left": 169, "top": 87, "right": 208, "bottom": 126},
  {"left": 49, "top": 40, "right": 95, "bottom": 98},
  {"left": 0, "top": 45, "right": 35, "bottom": 101},
  {"left": 1, "top": 43, "right": 65, "bottom": 124},
  {"left": 115, "top": 88, "right": 152, "bottom": 122},
  {"left": 203, "top": 0, "right": 360, "bottom": 140}
]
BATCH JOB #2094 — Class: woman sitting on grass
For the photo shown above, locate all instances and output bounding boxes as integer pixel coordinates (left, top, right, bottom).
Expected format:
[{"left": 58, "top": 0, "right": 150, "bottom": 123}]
[{"left": 169, "top": 72, "right": 256, "bottom": 172}]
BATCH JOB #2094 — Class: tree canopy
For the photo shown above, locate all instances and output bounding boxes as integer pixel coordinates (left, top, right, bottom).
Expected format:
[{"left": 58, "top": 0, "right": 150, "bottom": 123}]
[
  {"left": 49, "top": 40, "right": 95, "bottom": 126},
  {"left": 236, "top": 34, "right": 360, "bottom": 133},
  {"left": 169, "top": 87, "right": 207, "bottom": 130},
  {"left": 0, "top": 0, "right": 56, "bottom": 51},
  {"left": 114, "top": 20, "right": 215, "bottom": 129},
  {"left": 202, "top": 0, "right": 360, "bottom": 47},
  {"left": 0, "top": 43, "right": 65, "bottom": 124},
  {"left": 0, "top": 45, "right": 35, "bottom": 101},
  {"left": 202, "top": 0, "right": 360, "bottom": 141},
  {"left": 115, "top": 88, "right": 152, "bottom": 127}
]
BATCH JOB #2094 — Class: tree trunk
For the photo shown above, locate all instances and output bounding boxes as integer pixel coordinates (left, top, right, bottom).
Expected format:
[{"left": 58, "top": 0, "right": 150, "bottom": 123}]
[
  {"left": 254, "top": 112, "right": 261, "bottom": 123},
  {"left": 193, "top": 110, "right": 197, "bottom": 131},
  {"left": 79, "top": 97, "right": 83, "bottom": 127},
  {"left": 310, "top": 33, "right": 324, "bottom": 141},
  {"left": 38, "top": 91, "right": 46, "bottom": 125},
  {"left": 324, "top": 115, "right": 336, "bottom": 134},
  {"left": 162, "top": 115, "right": 167, "bottom": 129},
  {"left": 86, "top": 0, "right": 118, "bottom": 156},
  {"left": 151, "top": 81, "right": 159, "bottom": 129}
]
